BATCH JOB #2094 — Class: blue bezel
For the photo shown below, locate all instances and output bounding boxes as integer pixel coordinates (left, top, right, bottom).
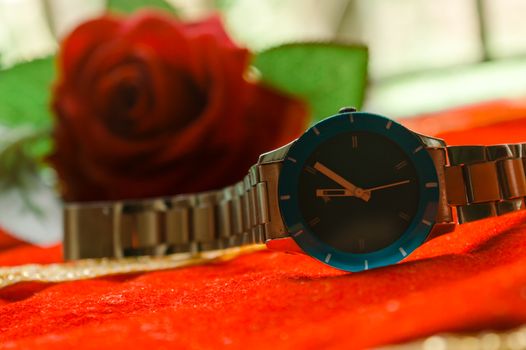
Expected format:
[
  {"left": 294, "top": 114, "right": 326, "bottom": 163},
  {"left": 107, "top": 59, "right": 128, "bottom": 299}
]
[{"left": 278, "top": 112, "right": 439, "bottom": 272}]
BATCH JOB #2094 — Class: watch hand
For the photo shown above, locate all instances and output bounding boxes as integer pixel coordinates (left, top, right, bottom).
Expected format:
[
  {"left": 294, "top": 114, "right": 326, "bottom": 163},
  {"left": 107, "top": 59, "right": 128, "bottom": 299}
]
[
  {"left": 316, "top": 189, "right": 353, "bottom": 197},
  {"left": 364, "top": 180, "right": 411, "bottom": 192},
  {"left": 313, "top": 162, "right": 370, "bottom": 201},
  {"left": 317, "top": 189, "right": 349, "bottom": 196}
]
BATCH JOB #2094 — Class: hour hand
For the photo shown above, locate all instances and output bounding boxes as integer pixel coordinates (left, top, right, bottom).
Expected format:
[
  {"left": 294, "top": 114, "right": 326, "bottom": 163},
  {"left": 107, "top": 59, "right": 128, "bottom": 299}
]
[
  {"left": 313, "top": 162, "right": 370, "bottom": 202},
  {"left": 316, "top": 189, "right": 351, "bottom": 197},
  {"left": 316, "top": 188, "right": 371, "bottom": 201}
]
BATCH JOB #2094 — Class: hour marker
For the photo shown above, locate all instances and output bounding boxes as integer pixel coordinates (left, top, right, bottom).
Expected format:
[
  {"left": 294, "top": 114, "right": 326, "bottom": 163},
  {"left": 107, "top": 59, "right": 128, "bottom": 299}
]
[
  {"left": 287, "top": 157, "right": 297, "bottom": 163},
  {"left": 398, "top": 211, "right": 411, "bottom": 221},
  {"left": 312, "top": 127, "right": 320, "bottom": 135},
  {"left": 386, "top": 120, "right": 393, "bottom": 129},
  {"left": 304, "top": 165, "right": 317, "bottom": 175},
  {"left": 308, "top": 217, "right": 320, "bottom": 227},
  {"left": 358, "top": 239, "right": 365, "bottom": 251},
  {"left": 422, "top": 219, "right": 432, "bottom": 226},
  {"left": 324, "top": 253, "right": 332, "bottom": 263},
  {"left": 425, "top": 182, "right": 438, "bottom": 188},
  {"left": 413, "top": 145, "right": 423, "bottom": 154},
  {"left": 352, "top": 135, "right": 358, "bottom": 148},
  {"left": 349, "top": 115, "right": 354, "bottom": 123},
  {"left": 395, "top": 160, "right": 408, "bottom": 170},
  {"left": 399, "top": 247, "right": 408, "bottom": 257},
  {"left": 280, "top": 195, "right": 291, "bottom": 200},
  {"left": 364, "top": 260, "right": 369, "bottom": 270},
  {"left": 293, "top": 229, "right": 304, "bottom": 237}
]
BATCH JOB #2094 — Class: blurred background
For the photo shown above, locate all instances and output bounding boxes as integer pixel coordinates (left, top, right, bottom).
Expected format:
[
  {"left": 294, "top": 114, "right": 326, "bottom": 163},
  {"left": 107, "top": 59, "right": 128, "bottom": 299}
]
[
  {"left": 1, "top": 0, "right": 526, "bottom": 116},
  {"left": 0, "top": 0, "right": 525, "bottom": 244}
]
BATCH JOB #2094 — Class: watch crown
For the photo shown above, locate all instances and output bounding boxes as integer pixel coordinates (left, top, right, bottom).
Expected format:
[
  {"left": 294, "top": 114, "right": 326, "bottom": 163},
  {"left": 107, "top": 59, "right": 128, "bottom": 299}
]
[{"left": 338, "top": 106, "right": 357, "bottom": 113}]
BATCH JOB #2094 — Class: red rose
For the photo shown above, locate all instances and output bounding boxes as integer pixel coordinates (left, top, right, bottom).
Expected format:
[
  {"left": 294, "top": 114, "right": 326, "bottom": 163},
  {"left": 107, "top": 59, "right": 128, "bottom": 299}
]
[{"left": 49, "top": 12, "right": 308, "bottom": 201}]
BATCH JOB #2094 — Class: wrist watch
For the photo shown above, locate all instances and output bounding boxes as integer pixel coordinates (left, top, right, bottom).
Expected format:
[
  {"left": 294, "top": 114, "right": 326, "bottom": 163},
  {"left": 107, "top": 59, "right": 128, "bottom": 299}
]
[{"left": 64, "top": 107, "right": 526, "bottom": 272}]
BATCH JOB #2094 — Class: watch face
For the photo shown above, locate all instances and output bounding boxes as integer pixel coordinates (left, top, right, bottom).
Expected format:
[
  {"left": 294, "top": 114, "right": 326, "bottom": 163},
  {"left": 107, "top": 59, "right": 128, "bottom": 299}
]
[
  {"left": 298, "top": 131, "right": 419, "bottom": 254},
  {"left": 278, "top": 112, "right": 439, "bottom": 272}
]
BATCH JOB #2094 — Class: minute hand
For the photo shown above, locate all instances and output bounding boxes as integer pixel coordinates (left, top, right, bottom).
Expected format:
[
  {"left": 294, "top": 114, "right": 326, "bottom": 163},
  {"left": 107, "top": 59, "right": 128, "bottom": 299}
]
[{"left": 364, "top": 180, "right": 410, "bottom": 192}]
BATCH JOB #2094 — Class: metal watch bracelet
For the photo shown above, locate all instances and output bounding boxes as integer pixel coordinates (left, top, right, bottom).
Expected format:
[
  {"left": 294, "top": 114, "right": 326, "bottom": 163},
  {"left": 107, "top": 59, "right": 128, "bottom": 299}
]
[
  {"left": 64, "top": 163, "right": 277, "bottom": 260},
  {"left": 445, "top": 143, "right": 526, "bottom": 223}
]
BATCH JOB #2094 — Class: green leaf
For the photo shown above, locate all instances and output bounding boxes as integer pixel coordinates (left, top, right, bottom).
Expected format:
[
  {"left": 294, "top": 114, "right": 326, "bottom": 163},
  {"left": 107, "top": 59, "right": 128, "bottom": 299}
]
[
  {"left": 0, "top": 127, "right": 52, "bottom": 222},
  {"left": 214, "top": 0, "right": 236, "bottom": 10},
  {"left": 252, "top": 42, "right": 368, "bottom": 122},
  {"left": 0, "top": 126, "right": 51, "bottom": 191},
  {"left": 107, "top": 0, "right": 177, "bottom": 14},
  {"left": 0, "top": 57, "right": 55, "bottom": 129}
]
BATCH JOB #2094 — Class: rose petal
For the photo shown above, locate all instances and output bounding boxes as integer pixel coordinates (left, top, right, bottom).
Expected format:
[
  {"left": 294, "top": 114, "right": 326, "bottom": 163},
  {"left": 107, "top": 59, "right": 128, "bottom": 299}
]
[
  {"left": 183, "top": 15, "right": 238, "bottom": 48},
  {"left": 121, "top": 11, "right": 191, "bottom": 68},
  {"left": 58, "top": 17, "right": 121, "bottom": 80}
]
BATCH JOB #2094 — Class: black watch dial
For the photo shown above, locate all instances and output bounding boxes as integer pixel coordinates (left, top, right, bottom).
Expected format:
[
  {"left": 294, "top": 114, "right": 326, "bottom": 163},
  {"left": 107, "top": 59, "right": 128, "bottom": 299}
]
[{"left": 297, "top": 130, "right": 420, "bottom": 254}]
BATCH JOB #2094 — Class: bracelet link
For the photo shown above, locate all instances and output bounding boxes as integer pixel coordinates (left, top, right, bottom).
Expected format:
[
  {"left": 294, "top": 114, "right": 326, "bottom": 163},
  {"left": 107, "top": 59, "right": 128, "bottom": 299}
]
[
  {"left": 498, "top": 158, "right": 526, "bottom": 199},
  {"left": 117, "top": 200, "right": 168, "bottom": 257},
  {"left": 193, "top": 192, "right": 219, "bottom": 250},
  {"left": 64, "top": 204, "right": 116, "bottom": 259},
  {"left": 165, "top": 195, "right": 194, "bottom": 252},
  {"left": 457, "top": 202, "right": 497, "bottom": 223},
  {"left": 464, "top": 161, "right": 500, "bottom": 203},
  {"left": 444, "top": 165, "right": 468, "bottom": 206}
]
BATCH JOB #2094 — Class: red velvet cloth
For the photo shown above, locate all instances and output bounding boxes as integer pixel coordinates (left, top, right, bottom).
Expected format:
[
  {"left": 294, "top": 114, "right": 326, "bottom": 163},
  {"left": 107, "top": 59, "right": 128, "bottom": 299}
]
[{"left": 1, "top": 101, "right": 526, "bottom": 349}]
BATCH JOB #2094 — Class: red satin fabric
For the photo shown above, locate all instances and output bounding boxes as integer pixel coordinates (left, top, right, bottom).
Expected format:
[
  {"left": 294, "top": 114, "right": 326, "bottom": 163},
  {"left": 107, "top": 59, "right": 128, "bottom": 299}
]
[{"left": 1, "top": 101, "right": 526, "bottom": 349}]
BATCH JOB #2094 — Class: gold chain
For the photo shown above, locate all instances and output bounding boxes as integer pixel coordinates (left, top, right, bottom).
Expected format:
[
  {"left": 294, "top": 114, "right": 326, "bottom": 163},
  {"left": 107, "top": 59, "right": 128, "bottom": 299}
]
[
  {"left": 382, "top": 326, "right": 526, "bottom": 350},
  {"left": 0, "top": 244, "right": 265, "bottom": 288}
]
